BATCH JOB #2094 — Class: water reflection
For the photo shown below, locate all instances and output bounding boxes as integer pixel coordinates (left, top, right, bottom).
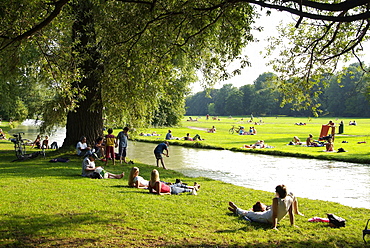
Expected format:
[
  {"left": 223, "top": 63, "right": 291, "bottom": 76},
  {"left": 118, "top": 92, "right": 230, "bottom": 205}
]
[
  {"left": 9, "top": 119, "right": 66, "bottom": 148},
  {"left": 9, "top": 120, "right": 370, "bottom": 209}
]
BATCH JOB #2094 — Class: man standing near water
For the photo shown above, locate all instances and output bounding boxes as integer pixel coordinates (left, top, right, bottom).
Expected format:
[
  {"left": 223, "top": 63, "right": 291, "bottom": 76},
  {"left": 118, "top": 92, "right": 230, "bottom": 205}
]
[
  {"left": 116, "top": 127, "right": 129, "bottom": 164},
  {"left": 154, "top": 141, "right": 169, "bottom": 170}
]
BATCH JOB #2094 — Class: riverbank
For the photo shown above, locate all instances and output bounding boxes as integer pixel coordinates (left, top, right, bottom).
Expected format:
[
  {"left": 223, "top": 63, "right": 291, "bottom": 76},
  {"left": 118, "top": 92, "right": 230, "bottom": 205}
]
[
  {"left": 0, "top": 140, "right": 369, "bottom": 247},
  {"left": 134, "top": 116, "right": 370, "bottom": 164},
  {"left": 1, "top": 122, "right": 370, "bottom": 247}
]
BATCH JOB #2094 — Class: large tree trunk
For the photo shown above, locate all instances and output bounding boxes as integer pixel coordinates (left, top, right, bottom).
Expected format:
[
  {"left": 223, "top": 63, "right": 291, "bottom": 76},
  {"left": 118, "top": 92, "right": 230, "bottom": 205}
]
[{"left": 63, "top": 0, "right": 104, "bottom": 147}]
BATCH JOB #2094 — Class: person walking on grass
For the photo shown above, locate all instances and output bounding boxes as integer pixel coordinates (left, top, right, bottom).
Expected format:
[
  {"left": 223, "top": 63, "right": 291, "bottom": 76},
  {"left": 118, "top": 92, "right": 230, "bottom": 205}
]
[
  {"left": 154, "top": 141, "right": 169, "bottom": 170},
  {"left": 104, "top": 128, "right": 116, "bottom": 166},
  {"left": 116, "top": 126, "right": 129, "bottom": 164}
]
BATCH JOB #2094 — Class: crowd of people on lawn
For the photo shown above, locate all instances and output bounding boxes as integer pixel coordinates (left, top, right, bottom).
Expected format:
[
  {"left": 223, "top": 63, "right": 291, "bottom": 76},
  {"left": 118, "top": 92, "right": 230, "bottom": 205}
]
[{"left": 5, "top": 116, "right": 343, "bottom": 230}]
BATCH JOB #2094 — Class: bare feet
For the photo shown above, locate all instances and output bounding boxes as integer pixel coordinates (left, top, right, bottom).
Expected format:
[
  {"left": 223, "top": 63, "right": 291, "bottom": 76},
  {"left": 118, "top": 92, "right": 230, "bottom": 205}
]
[
  {"left": 228, "top": 207, "right": 236, "bottom": 213},
  {"left": 228, "top": 201, "right": 237, "bottom": 212},
  {"left": 194, "top": 182, "right": 201, "bottom": 191},
  {"left": 118, "top": 172, "right": 124, "bottom": 179}
]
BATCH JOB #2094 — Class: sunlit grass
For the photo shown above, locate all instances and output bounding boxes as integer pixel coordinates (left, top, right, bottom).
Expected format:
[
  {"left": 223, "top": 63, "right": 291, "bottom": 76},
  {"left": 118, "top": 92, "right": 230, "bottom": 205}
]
[
  {"left": 1, "top": 119, "right": 370, "bottom": 247},
  {"left": 135, "top": 116, "right": 370, "bottom": 164}
]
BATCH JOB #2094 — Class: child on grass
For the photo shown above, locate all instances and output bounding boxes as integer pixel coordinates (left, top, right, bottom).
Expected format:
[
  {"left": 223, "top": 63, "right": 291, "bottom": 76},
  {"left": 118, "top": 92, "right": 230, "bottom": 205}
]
[{"left": 104, "top": 128, "right": 116, "bottom": 166}]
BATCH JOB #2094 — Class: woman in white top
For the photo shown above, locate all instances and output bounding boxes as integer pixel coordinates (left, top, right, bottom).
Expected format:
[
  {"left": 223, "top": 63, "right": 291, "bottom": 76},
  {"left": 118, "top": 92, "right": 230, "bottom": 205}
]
[
  {"left": 128, "top": 167, "right": 149, "bottom": 188},
  {"left": 228, "top": 185, "right": 304, "bottom": 230}
]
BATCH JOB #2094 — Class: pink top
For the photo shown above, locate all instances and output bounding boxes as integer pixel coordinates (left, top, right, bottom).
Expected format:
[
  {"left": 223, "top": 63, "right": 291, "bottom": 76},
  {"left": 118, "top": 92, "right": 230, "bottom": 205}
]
[{"left": 160, "top": 182, "right": 170, "bottom": 193}]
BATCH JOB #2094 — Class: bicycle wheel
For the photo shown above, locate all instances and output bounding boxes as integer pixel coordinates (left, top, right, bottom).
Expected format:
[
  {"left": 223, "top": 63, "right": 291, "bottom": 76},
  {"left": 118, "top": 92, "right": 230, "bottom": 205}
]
[{"left": 229, "top": 128, "right": 234, "bottom": 134}]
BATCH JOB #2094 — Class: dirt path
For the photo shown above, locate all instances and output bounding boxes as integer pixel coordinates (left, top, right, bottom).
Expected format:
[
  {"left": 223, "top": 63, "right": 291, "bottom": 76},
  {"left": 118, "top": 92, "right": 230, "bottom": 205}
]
[{"left": 186, "top": 126, "right": 207, "bottom": 131}]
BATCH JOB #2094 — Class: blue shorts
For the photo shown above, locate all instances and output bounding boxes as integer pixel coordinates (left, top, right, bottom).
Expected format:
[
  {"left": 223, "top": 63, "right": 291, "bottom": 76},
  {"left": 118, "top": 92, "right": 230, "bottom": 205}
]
[
  {"left": 119, "top": 146, "right": 127, "bottom": 158},
  {"left": 154, "top": 152, "right": 162, "bottom": 159}
]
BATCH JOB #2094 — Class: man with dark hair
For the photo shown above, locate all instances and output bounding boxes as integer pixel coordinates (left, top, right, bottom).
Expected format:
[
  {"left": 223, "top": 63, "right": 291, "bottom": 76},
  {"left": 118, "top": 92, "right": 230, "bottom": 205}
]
[
  {"left": 116, "top": 127, "right": 129, "bottom": 164},
  {"left": 153, "top": 141, "right": 169, "bottom": 170}
]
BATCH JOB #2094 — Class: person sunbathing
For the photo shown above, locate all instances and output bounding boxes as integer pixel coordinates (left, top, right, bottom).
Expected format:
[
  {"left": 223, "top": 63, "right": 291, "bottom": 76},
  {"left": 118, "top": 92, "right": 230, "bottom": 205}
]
[
  {"left": 148, "top": 169, "right": 200, "bottom": 195},
  {"left": 228, "top": 184, "right": 304, "bottom": 230},
  {"left": 128, "top": 167, "right": 149, "bottom": 188}
]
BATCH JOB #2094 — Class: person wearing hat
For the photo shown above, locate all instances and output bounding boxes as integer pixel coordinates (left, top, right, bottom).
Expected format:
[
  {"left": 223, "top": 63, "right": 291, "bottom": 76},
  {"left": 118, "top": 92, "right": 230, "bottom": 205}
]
[{"left": 81, "top": 153, "right": 124, "bottom": 179}]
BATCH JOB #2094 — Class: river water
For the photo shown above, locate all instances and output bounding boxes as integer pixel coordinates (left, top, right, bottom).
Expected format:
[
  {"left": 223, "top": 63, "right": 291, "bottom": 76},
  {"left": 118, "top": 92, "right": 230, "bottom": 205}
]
[{"left": 9, "top": 120, "right": 370, "bottom": 209}]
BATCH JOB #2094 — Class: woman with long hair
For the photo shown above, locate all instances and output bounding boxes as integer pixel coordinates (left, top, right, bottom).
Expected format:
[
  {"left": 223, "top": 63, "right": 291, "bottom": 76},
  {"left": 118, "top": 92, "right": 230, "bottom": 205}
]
[
  {"left": 148, "top": 169, "right": 200, "bottom": 195},
  {"left": 128, "top": 167, "right": 149, "bottom": 188}
]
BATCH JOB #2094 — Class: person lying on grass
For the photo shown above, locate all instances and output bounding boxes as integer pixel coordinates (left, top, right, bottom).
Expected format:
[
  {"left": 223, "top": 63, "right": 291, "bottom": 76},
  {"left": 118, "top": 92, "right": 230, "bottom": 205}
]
[
  {"left": 228, "top": 184, "right": 304, "bottom": 230},
  {"left": 148, "top": 169, "right": 200, "bottom": 195},
  {"left": 128, "top": 167, "right": 149, "bottom": 188},
  {"left": 81, "top": 153, "right": 124, "bottom": 179}
]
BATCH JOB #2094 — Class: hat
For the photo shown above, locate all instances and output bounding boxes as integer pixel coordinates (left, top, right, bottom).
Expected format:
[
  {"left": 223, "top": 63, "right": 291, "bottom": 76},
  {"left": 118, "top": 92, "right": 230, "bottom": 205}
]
[
  {"left": 337, "top": 148, "right": 346, "bottom": 153},
  {"left": 91, "top": 153, "right": 99, "bottom": 159}
]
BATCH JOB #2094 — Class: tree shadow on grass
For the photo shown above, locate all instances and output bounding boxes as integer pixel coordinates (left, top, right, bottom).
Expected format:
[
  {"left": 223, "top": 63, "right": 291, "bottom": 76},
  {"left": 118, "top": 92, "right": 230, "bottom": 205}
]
[{"left": 0, "top": 213, "right": 109, "bottom": 247}]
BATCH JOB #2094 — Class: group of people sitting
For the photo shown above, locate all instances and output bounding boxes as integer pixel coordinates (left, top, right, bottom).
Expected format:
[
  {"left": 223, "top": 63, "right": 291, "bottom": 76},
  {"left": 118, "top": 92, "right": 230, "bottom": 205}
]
[
  {"left": 32, "top": 134, "right": 51, "bottom": 149},
  {"left": 288, "top": 134, "right": 335, "bottom": 151},
  {"left": 239, "top": 126, "right": 257, "bottom": 135},
  {"left": 349, "top": 120, "right": 357, "bottom": 126},
  {"left": 139, "top": 131, "right": 160, "bottom": 136},
  {"left": 184, "top": 133, "right": 203, "bottom": 141},
  {"left": 165, "top": 130, "right": 203, "bottom": 141},
  {"left": 243, "top": 140, "right": 273, "bottom": 149},
  {"left": 76, "top": 127, "right": 132, "bottom": 166}
]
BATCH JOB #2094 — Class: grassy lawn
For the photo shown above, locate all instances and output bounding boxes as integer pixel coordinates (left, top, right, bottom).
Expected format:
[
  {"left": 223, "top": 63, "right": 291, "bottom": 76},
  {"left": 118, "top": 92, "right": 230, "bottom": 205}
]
[
  {"left": 135, "top": 116, "right": 370, "bottom": 164},
  {"left": 1, "top": 118, "right": 370, "bottom": 247}
]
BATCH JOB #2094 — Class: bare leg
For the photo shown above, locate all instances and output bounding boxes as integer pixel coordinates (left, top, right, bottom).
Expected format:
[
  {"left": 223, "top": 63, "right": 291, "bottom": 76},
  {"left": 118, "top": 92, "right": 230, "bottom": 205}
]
[
  {"left": 160, "top": 158, "right": 167, "bottom": 170},
  {"left": 293, "top": 199, "right": 304, "bottom": 216},
  {"left": 107, "top": 172, "right": 124, "bottom": 179}
]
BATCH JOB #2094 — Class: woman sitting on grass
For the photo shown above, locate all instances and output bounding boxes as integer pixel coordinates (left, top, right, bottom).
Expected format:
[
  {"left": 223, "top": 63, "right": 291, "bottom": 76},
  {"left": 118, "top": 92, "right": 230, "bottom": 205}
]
[
  {"left": 81, "top": 153, "right": 124, "bottom": 179},
  {"left": 128, "top": 167, "right": 149, "bottom": 188},
  {"left": 228, "top": 184, "right": 304, "bottom": 230},
  {"left": 148, "top": 169, "right": 200, "bottom": 195},
  {"left": 325, "top": 138, "right": 334, "bottom": 152}
]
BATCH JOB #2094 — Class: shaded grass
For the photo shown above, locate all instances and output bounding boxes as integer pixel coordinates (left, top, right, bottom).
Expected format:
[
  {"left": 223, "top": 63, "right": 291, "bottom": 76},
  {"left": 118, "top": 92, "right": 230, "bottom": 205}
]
[{"left": 1, "top": 120, "right": 370, "bottom": 247}]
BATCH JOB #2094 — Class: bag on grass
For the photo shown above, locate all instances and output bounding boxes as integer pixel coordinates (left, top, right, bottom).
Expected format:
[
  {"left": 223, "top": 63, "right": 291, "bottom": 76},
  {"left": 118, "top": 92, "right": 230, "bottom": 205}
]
[{"left": 327, "top": 213, "right": 346, "bottom": 228}]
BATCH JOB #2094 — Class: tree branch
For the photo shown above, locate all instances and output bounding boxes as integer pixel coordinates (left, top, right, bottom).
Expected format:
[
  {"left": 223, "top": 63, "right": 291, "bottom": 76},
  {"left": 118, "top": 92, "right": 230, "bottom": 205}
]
[{"left": 0, "top": 0, "right": 70, "bottom": 50}]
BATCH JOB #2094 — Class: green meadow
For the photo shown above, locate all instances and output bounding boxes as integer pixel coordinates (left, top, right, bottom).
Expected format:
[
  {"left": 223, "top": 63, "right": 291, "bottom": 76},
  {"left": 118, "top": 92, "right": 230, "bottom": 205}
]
[
  {"left": 1, "top": 118, "right": 370, "bottom": 247},
  {"left": 136, "top": 116, "right": 370, "bottom": 164}
]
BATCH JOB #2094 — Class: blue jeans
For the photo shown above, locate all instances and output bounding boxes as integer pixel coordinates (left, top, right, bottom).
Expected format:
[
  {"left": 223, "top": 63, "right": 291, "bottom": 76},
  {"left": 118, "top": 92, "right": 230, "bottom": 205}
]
[{"left": 170, "top": 185, "right": 192, "bottom": 195}]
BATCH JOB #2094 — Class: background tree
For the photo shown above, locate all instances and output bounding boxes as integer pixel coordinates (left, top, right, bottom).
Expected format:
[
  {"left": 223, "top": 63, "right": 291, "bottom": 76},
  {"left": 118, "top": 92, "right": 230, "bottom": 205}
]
[
  {"left": 2, "top": 0, "right": 370, "bottom": 146},
  {"left": 0, "top": 0, "right": 256, "bottom": 146}
]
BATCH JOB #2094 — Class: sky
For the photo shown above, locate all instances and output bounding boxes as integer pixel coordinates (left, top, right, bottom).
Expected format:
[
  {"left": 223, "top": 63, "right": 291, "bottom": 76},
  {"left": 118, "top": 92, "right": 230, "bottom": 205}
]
[{"left": 190, "top": 9, "right": 370, "bottom": 94}]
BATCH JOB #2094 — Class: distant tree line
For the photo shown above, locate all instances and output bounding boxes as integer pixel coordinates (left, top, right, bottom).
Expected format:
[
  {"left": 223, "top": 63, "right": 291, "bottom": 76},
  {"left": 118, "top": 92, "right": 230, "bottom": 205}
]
[{"left": 186, "top": 63, "right": 370, "bottom": 117}]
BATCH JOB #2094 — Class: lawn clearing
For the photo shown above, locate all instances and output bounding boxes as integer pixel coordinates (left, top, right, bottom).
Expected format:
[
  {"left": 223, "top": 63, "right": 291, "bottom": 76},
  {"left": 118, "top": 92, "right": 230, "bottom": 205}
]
[{"left": 1, "top": 118, "right": 370, "bottom": 247}]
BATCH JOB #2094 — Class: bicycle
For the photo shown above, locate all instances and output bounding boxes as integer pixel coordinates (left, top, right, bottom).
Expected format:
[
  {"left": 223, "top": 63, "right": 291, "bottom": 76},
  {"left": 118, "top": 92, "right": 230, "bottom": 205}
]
[
  {"left": 11, "top": 132, "right": 26, "bottom": 159},
  {"left": 229, "top": 125, "right": 244, "bottom": 134}
]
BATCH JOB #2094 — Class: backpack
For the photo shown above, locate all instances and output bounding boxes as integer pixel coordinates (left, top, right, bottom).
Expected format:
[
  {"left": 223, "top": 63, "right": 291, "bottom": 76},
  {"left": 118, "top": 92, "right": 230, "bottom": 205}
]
[{"left": 327, "top": 213, "right": 346, "bottom": 228}]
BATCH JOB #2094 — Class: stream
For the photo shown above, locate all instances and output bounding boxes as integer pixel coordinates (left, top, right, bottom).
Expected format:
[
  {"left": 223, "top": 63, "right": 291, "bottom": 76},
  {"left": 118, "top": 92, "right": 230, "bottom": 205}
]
[{"left": 9, "top": 120, "right": 370, "bottom": 209}]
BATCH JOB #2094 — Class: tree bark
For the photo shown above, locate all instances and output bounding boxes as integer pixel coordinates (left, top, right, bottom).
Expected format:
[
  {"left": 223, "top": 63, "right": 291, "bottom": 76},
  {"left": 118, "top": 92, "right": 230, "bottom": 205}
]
[{"left": 63, "top": 0, "right": 104, "bottom": 147}]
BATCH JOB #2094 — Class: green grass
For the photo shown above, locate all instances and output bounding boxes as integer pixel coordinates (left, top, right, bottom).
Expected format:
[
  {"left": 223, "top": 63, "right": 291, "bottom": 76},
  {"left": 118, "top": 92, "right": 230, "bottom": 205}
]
[
  {"left": 1, "top": 119, "right": 370, "bottom": 247},
  {"left": 135, "top": 116, "right": 370, "bottom": 164}
]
